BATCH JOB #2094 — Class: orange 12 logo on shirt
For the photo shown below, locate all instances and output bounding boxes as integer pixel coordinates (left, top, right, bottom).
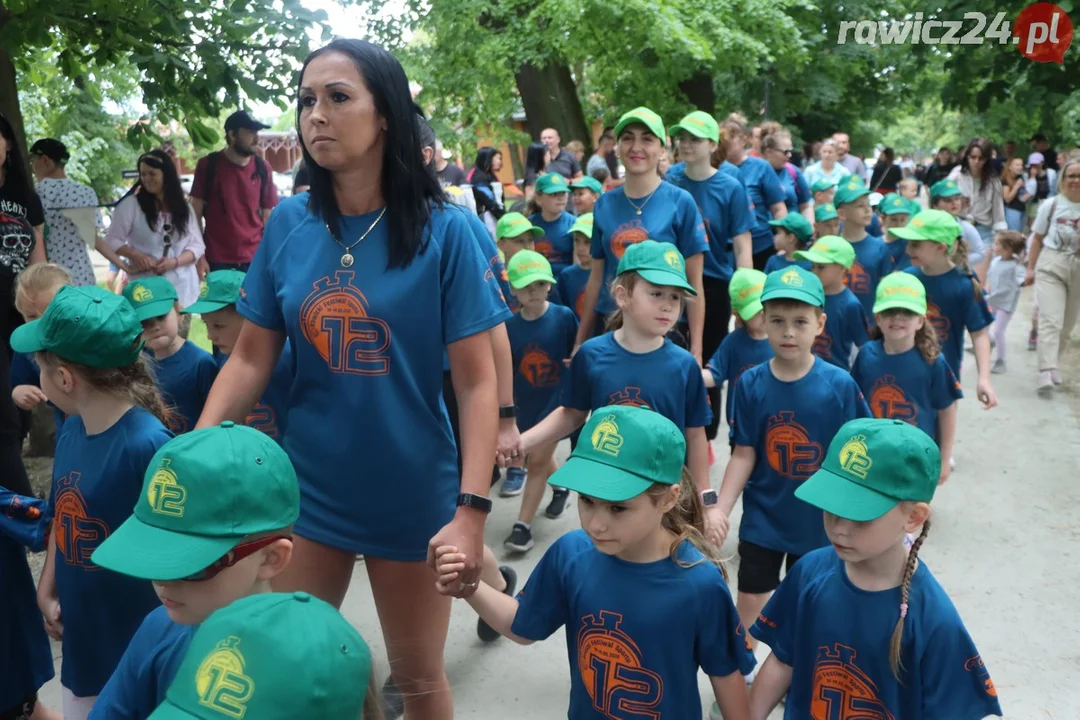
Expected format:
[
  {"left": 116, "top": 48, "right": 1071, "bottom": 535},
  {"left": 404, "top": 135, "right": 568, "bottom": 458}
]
[
  {"left": 519, "top": 343, "right": 559, "bottom": 388},
  {"left": 811, "top": 643, "right": 895, "bottom": 720},
  {"left": 609, "top": 221, "right": 650, "bottom": 260},
  {"left": 53, "top": 472, "right": 110, "bottom": 568},
  {"left": 300, "top": 271, "right": 391, "bottom": 376},
  {"left": 765, "top": 410, "right": 823, "bottom": 480},
  {"left": 245, "top": 403, "right": 279, "bottom": 439},
  {"left": 577, "top": 611, "right": 663, "bottom": 718},
  {"left": 608, "top": 387, "right": 650, "bottom": 408},
  {"left": 869, "top": 376, "right": 918, "bottom": 425},
  {"left": 813, "top": 332, "right": 833, "bottom": 361},
  {"left": 844, "top": 261, "right": 870, "bottom": 296},
  {"left": 926, "top": 301, "right": 950, "bottom": 343}
]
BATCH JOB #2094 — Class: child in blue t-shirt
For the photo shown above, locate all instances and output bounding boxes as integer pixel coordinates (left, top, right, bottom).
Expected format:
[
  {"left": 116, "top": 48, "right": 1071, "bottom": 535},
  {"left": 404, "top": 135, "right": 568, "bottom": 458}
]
[
  {"left": 529, "top": 172, "right": 576, "bottom": 276},
  {"left": 12, "top": 286, "right": 173, "bottom": 718},
  {"left": 764, "top": 213, "right": 814, "bottom": 274},
  {"left": 88, "top": 424, "right": 299, "bottom": 720},
  {"left": 703, "top": 268, "right": 773, "bottom": 451},
  {"left": 557, "top": 214, "right": 594, "bottom": 320},
  {"left": 794, "top": 235, "right": 870, "bottom": 370},
  {"left": 879, "top": 193, "right": 918, "bottom": 271},
  {"left": 438, "top": 405, "right": 755, "bottom": 720},
  {"left": 749, "top": 418, "right": 1003, "bottom": 719},
  {"left": 500, "top": 251, "right": 578, "bottom": 553},
  {"left": 496, "top": 212, "right": 544, "bottom": 314},
  {"left": 123, "top": 278, "right": 218, "bottom": 435},
  {"left": 834, "top": 178, "right": 893, "bottom": 322},
  {"left": 852, "top": 273, "right": 962, "bottom": 485},
  {"left": 814, "top": 202, "right": 840, "bottom": 239},
  {"left": 716, "top": 266, "right": 870, "bottom": 659}
]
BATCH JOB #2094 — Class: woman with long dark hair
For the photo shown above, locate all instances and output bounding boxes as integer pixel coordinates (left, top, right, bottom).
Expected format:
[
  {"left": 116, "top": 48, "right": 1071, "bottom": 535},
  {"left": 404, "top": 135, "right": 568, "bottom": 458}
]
[
  {"left": 104, "top": 149, "right": 204, "bottom": 305},
  {"left": 522, "top": 141, "right": 549, "bottom": 196},
  {"left": 470, "top": 146, "right": 504, "bottom": 235},
  {"left": 949, "top": 137, "right": 1004, "bottom": 276},
  {"left": 195, "top": 39, "right": 507, "bottom": 718}
]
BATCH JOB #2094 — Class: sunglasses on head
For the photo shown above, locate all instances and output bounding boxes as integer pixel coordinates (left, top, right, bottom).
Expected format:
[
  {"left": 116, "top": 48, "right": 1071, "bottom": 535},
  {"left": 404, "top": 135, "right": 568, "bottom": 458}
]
[
  {"left": 179, "top": 535, "right": 290, "bottom": 582},
  {"left": 161, "top": 223, "right": 172, "bottom": 259}
]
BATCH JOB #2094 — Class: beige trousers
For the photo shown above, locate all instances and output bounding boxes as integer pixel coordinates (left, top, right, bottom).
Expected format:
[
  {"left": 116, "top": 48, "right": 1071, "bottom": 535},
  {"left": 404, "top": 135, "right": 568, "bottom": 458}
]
[{"left": 1035, "top": 246, "right": 1080, "bottom": 371}]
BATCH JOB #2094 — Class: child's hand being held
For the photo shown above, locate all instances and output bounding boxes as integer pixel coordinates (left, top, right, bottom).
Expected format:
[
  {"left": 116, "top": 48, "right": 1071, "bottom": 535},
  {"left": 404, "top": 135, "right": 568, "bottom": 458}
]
[{"left": 434, "top": 545, "right": 468, "bottom": 595}]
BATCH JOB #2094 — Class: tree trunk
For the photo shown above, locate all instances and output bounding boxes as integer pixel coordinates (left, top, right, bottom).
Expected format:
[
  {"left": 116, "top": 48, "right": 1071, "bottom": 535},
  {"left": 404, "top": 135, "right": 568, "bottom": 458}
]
[
  {"left": 679, "top": 70, "right": 716, "bottom": 113},
  {"left": 0, "top": 45, "right": 30, "bottom": 187},
  {"left": 515, "top": 63, "right": 593, "bottom": 156}
]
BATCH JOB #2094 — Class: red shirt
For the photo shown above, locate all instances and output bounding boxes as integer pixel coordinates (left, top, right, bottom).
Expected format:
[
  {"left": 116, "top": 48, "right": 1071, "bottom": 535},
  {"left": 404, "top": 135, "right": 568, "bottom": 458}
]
[{"left": 191, "top": 154, "right": 279, "bottom": 264}]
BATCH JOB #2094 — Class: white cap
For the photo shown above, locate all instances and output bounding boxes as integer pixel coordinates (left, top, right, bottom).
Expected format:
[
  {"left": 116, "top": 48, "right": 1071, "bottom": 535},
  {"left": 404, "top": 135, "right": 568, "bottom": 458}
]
[{"left": 869, "top": 192, "right": 884, "bottom": 208}]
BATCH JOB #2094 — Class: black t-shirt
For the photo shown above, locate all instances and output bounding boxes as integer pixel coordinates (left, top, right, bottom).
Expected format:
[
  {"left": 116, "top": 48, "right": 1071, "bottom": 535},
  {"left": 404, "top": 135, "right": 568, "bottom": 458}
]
[
  {"left": 437, "top": 163, "right": 468, "bottom": 187},
  {"left": 0, "top": 181, "right": 43, "bottom": 276}
]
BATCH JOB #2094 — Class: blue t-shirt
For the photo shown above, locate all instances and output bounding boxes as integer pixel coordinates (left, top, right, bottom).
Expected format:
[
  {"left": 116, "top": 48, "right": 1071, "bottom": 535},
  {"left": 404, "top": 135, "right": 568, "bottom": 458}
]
[
  {"left": 904, "top": 267, "right": 993, "bottom": 377},
  {"left": 705, "top": 328, "right": 773, "bottom": 441},
  {"left": 814, "top": 288, "right": 870, "bottom": 371},
  {"left": 557, "top": 264, "right": 590, "bottom": 319},
  {"left": 886, "top": 237, "right": 911, "bottom": 271},
  {"left": 511, "top": 530, "right": 756, "bottom": 720},
  {"left": 566, "top": 333, "right": 711, "bottom": 432},
  {"left": 89, "top": 607, "right": 195, "bottom": 720},
  {"left": 731, "top": 156, "right": 786, "bottom": 254},
  {"left": 530, "top": 211, "right": 576, "bottom": 277},
  {"left": 0, "top": 536, "right": 54, "bottom": 708},
  {"left": 238, "top": 198, "right": 510, "bottom": 560},
  {"left": 51, "top": 406, "right": 171, "bottom": 696},
  {"left": 751, "top": 548, "right": 1003, "bottom": 720},
  {"left": 11, "top": 350, "right": 66, "bottom": 438},
  {"left": 852, "top": 341, "right": 963, "bottom": 443},
  {"left": 150, "top": 340, "right": 218, "bottom": 435},
  {"left": 720, "top": 160, "right": 741, "bottom": 180},
  {"left": 666, "top": 163, "right": 755, "bottom": 282},
  {"left": 733, "top": 359, "right": 871, "bottom": 555},
  {"left": 845, "top": 234, "right": 894, "bottom": 322},
  {"left": 507, "top": 304, "right": 578, "bottom": 432},
  {"left": 763, "top": 254, "right": 811, "bottom": 275},
  {"left": 590, "top": 183, "right": 707, "bottom": 314},
  {"left": 219, "top": 342, "right": 295, "bottom": 443},
  {"left": 866, "top": 212, "right": 883, "bottom": 238},
  {"left": 776, "top": 164, "right": 812, "bottom": 214}
]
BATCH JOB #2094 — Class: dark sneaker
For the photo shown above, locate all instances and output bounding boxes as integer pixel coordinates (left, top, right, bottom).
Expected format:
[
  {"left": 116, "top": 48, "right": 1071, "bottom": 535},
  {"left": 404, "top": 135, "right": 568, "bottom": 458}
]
[
  {"left": 500, "top": 467, "right": 526, "bottom": 497},
  {"left": 545, "top": 488, "right": 570, "bottom": 519},
  {"left": 381, "top": 676, "right": 404, "bottom": 719},
  {"left": 477, "top": 565, "right": 518, "bottom": 642},
  {"left": 504, "top": 522, "right": 534, "bottom": 552}
]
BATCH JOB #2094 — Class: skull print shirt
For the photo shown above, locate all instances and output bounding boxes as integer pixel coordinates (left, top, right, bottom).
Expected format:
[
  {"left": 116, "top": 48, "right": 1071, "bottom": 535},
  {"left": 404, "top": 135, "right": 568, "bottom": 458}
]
[{"left": 0, "top": 182, "right": 44, "bottom": 275}]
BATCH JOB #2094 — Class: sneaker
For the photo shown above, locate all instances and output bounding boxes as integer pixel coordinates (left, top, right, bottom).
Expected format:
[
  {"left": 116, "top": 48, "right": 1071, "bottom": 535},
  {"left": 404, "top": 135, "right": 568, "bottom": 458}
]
[
  {"left": 504, "top": 522, "right": 534, "bottom": 553},
  {"left": 1051, "top": 369, "right": 1063, "bottom": 385},
  {"left": 1028, "top": 328, "right": 1038, "bottom": 351},
  {"left": 1038, "top": 371, "right": 1054, "bottom": 397},
  {"left": 381, "top": 676, "right": 404, "bottom": 719},
  {"left": 991, "top": 358, "right": 1006, "bottom": 374},
  {"left": 545, "top": 488, "right": 570, "bottom": 519},
  {"left": 477, "top": 565, "right": 518, "bottom": 642},
  {"left": 500, "top": 467, "right": 526, "bottom": 497}
]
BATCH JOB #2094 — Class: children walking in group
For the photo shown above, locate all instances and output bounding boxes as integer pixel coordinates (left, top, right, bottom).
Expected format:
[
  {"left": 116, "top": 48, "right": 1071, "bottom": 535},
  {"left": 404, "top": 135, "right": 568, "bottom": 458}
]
[
  {"left": 556, "top": 213, "right": 594, "bottom": 319},
  {"left": 569, "top": 177, "right": 602, "bottom": 216},
  {"left": 835, "top": 177, "right": 894, "bottom": 321},
  {"left": 763, "top": 214, "right": 813, "bottom": 274},
  {"left": 814, "top": 202, "right": 840, "bottom": 238},
  {"left": 795, "top": 235, "right": 870, "bottom": 370},
  {"left": 986, "top": 230, "right": 1026, "bottom": 374},
  {"left": 496, "top": 212, "right": 544, "bottom": 313},
  {"left": 748, "top": 418, "right": 1003, "bottom": 719},
  {"left": 13, "top": 286, "right": 173, "bottom": 719},
  {"left": 878, "top": 192, "right": 919, "bottom": 271},
  {"left": 440, "top": 405, "right": 755, "bottom": 720},
  {"left": 529, "top": 173, "right": 576, "bottom": 276}
]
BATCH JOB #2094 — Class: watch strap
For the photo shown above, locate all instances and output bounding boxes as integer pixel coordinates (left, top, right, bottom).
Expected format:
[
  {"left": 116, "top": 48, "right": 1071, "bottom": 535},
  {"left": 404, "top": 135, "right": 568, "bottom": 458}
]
[{"left": 457, "top": 492, "right": 493, "bottom": 514}]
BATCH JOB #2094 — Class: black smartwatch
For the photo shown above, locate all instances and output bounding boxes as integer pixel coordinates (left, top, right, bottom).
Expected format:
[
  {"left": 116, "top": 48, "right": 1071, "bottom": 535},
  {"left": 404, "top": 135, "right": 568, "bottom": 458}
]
[
  {"left": 499, "top": 404, "right": 516, "bottom": 419},
  {"left": 457, "top": 493, "right": 493, "bottom": 514},
  {"left": 701, "top": 489, "right": 719, "bottom": 507}
]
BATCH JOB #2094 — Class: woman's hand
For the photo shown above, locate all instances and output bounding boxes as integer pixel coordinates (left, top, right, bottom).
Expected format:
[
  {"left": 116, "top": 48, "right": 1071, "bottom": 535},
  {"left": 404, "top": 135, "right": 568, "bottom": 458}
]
[
  {"left": 124, "top": 248, "right": 156, "bottom": 273},
  {"left": 1024, "top": 268, "right": 1036, "bottom": 286},
  {"left": 427, "top": 509, "right": 485, "bottom": 598},
  {"left": 496, "top": 420, "right": 522, "bottom": 468},
  {"left": 152, "top": 257, "right": 178, "bottom": 275}
]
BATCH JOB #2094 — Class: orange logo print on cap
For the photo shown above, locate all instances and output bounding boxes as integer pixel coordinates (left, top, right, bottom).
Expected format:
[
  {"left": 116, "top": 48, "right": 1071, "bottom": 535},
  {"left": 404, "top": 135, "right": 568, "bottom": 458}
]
[
  {"left": 765, "top": 411, "right": 823, "bottom": 480},
  {"left": 811, "top": 644, "right": 895, "bottom": 720},
  {"left": 577, "top": 611, "right": 663, "bottom": 716},
  {"left": 300, "top": 271, "right": 391, "bottom": 376},
  {"left": 869, "top": 376, "right": 918, "bottom": 425}
]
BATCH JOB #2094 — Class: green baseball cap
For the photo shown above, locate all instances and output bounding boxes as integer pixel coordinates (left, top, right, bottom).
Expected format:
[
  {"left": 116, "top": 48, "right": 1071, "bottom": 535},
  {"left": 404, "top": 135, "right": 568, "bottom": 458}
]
[
  {"left": 728, "top": 268, "right": 767, "bottom": 321},
  {"left": 929, "top": 179, "right": 962, "bottom": 199},
  {"left": 11, "top": 285, "right": 144, "bottom": 368},
  {"left": 548, "top": 405, "right": 684, "bottom": 502},
  {"left": 613, "top": 107, "right": 666, "bottom": 142},
  {"left": 873, "top": 272, "right": 927, "bottom": 315},
  {"left": 535, "top": 172, "right": 570, "bottom": 195},
  {"left": 833, "top": 176, "right": 870, "bottom": 206},
  {"left": 815, "top": 203, "right": 839, "bottom": 222},
  {"left": 669, "top": 111, "right": 719, "bottom": 143},
  {"left": 496, "top": 212, "right": 543, "bottom": 241},
  {"left": 810, "top": 178, "right": 838, "bottom": 193},
  {"left": 506, "top": 250, "right": 557, "bottom": 289},
  {"left": 793, "top": 235, "right": 856, "bottom": 270},
  {"left": 92, "top": 423, "right": 299, "bottom": 581},
  {"left": 879, "top": 193, "right": 913, "bottom": 217},
  {"left": 795, "top": 418, "right": 940, "bottom": 522},
  {"left": 183, "top": 270, "right": 246, "bottom": 314},
  {"left": 123, "top": 277, "right": 179, "bottom": 321},
  {"left": 761, "top": 265, "right": 824, "bottom": 307},
  {"left": 570, "top": 213, "right": 594, "bottom": 239},
  {"left": 768, "top": 213, "right": 814, "bottom": 245},
  {"left": 887, "top": 209, "right": 960, "bottom": 249},
  {"left": 569, "top": 177, "right": 603, "bottom": 194},
  {"left": 905, "top": 198, "right": 922, "bottom": 216},
  {"left": 615, "top": 240, "right": 696, "bottom": 295},
  {"left": 148, "top": 592, "right": 370, "bottom": 720}
]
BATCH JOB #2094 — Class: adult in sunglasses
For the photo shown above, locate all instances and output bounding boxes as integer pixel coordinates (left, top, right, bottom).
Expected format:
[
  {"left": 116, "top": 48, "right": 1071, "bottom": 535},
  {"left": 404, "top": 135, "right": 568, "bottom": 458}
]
[
  {"left": 104, "top": 150, "right": 205, "bottom": 307},
  {"left": 760, "top": 121, "right": 814, "bottom": 225}
]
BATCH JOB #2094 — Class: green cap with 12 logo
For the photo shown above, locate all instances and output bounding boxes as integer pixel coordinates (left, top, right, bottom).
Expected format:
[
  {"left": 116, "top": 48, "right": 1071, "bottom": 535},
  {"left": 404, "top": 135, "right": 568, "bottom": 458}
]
[{"left": 183, "top": 270, "right": 246, "bottom": 314}]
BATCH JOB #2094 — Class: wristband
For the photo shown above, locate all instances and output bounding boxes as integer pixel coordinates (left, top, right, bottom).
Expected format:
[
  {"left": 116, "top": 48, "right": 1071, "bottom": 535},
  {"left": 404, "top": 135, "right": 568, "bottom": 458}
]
[
  {"left": 456, "top": 493, "right": 493, "bottom": 514},
  {"left": 499, "top": 405, "right": 516, "bottom": 419}
]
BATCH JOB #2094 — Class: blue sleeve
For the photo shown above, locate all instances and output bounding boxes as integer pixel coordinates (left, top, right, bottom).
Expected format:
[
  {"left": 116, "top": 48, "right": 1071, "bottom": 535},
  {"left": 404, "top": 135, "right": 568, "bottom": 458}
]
[
  {"left": 468, "top": 213, "right": 512, "bottom": 309},
  {"left": 879, "top": 251, "right": 894, "bottom": 281},
  {"left": 564, "top": 345, "right": 592, "bottom": 411},
  {"left": 510, "top": 535, "right": 572, "bottom": 640},
  {"left": 563, "top": 310, "right": 580, "bottom": 357},
  {"left": 440, "top": 212, "right": 513, "bottom": 344},
  {"left": 590, "top": 209, "right": 606, "bottom": 260},
  {"left": 10, "top": 352, "right": 39, "bottom": 388},
  {"left": 850, "top": 349, "right": 867, "bottom": 394},
  {"left": 919, "top": 622, "right": 1003, "bottom": 718},
  {"left": 685, "top": 356, "right": 712, "bottom": 428},
  {"left": 556, "top": 274, "right": 571, "bottom": 307},
  {"left": 695, "top": 572, "right": 757, "bottom": 678},
  {"left": 964, "top": 281, "right": 994, "bottom": 334},
  {"left": 851, "top": 303, "right": 871, "bottom": 347},
  {"left": 89, "top": 614, "right": 167, "bottom": 720},
  {"left": 850, "top": 378, "right": 872, "bottom": 418},
  {"left": 676, "top": 193, "right": 709, "bottom": 257},
  {"left": 729, "top": 183, "right": 755, "bottom": 236},
  {"left": 237, "top": 211, "right": 286, "bottom": 331},
  {"left": 732, "top": 374, "right": 756, "bottom": 447},
  {"left": 749, "top": 556, "right": 807, "bottom": 665},
  {"left": 795, "top": 170, "right": 812, "bottom": 206},
  {"left": 761, "top": 164, "right": 787, "bottom": 207},
  {"left": 931, "top": 357, "right": 964, "bottom": 409},
  {"left": 705, "top": 339, "right": 729, "bottom": 385}
]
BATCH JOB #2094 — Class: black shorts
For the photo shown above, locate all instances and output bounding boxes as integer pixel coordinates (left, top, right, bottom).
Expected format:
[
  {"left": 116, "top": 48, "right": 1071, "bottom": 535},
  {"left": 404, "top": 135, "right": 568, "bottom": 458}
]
[
  {"left": 737, "top": 541, "right": 803, "bottom": 594},
  {"left": 1, "top": 692, "right": 36, "bottom": 720}
]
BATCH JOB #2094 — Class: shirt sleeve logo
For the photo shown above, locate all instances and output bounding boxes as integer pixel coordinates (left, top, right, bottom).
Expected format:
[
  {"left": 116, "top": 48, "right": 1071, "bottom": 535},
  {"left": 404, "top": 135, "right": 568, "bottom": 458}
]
[
  {"left": 147, "top": 458, "right": 187, "bottom": 517},
  {"left": 964, "top": 654, "right": 998, "bottom": 698},
  {"left": 838, "top": 434, "right": 873, "bottom": 479},
  {"left": 590, "top": 415, "right": 624, "bottom": 457},
  {"left": 196, "top": 636, "right": 254, "bottom": 718},
  {"left": 300, "top": 271, "right": 391, "bottom": 376}
]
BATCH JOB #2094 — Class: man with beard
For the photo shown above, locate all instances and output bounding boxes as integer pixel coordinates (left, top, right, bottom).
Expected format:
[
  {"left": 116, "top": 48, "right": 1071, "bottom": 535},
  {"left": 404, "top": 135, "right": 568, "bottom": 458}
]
[{"left": 191, "top": 110, "right": 279, "bottom": 275}]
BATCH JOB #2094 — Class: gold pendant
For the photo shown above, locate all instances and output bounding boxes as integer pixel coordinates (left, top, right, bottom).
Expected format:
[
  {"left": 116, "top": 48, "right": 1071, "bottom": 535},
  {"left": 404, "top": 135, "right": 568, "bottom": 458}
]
[{"left": 341, "top": 252, "right": 354, "bottom": 268}]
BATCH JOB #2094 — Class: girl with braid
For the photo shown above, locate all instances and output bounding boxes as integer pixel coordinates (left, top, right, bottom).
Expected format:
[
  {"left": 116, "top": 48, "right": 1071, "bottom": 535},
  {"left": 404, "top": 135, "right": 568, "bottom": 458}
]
[{"left": 746, "top": 418, "right": 1003, "bottom": 719}]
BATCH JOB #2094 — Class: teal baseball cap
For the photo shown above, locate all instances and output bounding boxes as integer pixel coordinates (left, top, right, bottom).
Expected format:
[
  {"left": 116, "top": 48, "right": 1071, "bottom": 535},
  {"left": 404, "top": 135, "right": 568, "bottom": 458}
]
[
  {"left": 879, "top": 193, "right": 913, "bottom": 216},
  {"left": 569, "top": 177, "right": 603, "bottom": 194},
  {"left": 761, "top": 265, "right": 825, "bottom": 307},
  {"left": 930, "top": 179, "right": 962, "bottom": 199},
  {"left": 11, "top": 285, "right": 144, "bottom": 368},
  {"left": 811, "top": 178, "right": 838, "bottom": 193},
  {"left": 183, "top": 270, "right": 246, "bottom": 314},
  {"left": 123, "top": 277, "right": 179, "bottom": 321},
  {"left": 549, "top": 405, "right": 685, "bottom": 502},
  {"left": 535, "top": 172, "right": 570, "bottom": 195},
  {"left": 616, "top": 240, "right": 696, "bottom": 294},
  {"left": 768, "top": 214, "right": 814, "bottom": 245},
  {"left": 833, "top": 176, "right": 871, "bottom": 206},
  {"left": 149, "top": 592, "right": 371, "bottom": 720},
  {"left": 614, "top": 107, "right": 666, "bottom": 141},
  {"left": 815, "top": 203, "right": 839, "bottom": 222},
  {"left": 795, "top": 418, "right": 940, "bottom": 522}
]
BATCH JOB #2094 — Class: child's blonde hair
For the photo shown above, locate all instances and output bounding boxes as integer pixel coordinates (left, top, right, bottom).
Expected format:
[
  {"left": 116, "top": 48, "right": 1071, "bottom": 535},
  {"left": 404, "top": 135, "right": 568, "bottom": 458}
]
[
  {"left": 948, "top": 235, "right": 985, "bottom": 302},
  {"left": 37, "top": 351, "right": 173, "bottom": 427},
  {"left": 14, "top": 263, "right": 72, "bottom": 317},
  {"left": 869, "top": 310, "right": 941, "bottom": 364},
  {"left": 644, "top": 468, "right": 728, "bottom": 579},
  {"left": 890, "top": 518, "right": 931, "bottom": 680},
  {"left": 605, "top": 271, "right": 687, "bottom": 332}
]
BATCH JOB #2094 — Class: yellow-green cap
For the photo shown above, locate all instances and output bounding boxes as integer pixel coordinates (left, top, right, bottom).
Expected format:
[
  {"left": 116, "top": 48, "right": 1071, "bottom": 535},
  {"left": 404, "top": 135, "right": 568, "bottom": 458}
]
[
  {"left": 879, "top": 193, "right": 912, "bottom": 216},
  {"left": 834, "top": 176, "right": 870, "bottom": 206},
  {"left": 768, "top": 213, "right": 814, "bottom": 245},
  {"left": 570, "top": 213, "right": 594, "bottom": 239},
  {"left": 615, "top": 240, "right": 696, "bottom": 295},
  {"left": 506, "top": 249, "right": 556, "bottom": 289},
  {"left": 569, "top": 177, "right": 603, "bottom": 194},
  {"left": 535, "top": 172, "right": 570, "bottom": 195},
  {"left": 930, "top": 179, "right": 962, "bottom": 199},
  {"left": 670, "top": 111, "right": 719, "bottom": 143},
  {"left": 793, "top": 235, "right": 857, "bottom": 270},
  {"left": 614, "top": 107, "right": 665, "bottom": 142},
  {"left": 123, "top": 277, "right": 178, "bottom": 321},
  {"left": 815, "top": 203, "right": 839, "bottom": 222},
  {"left": 183, "top": 270, "right": 246, "bottom": 314},
  {"left": 11, "top": 285, "right": 144, "bottom": 368},
  {"left": 728, "top": 268, "right": 767, "bottom": 321},
  {"left": 811, "top": 178, "right": 838, "bottom": 193},
  {"left": 888, "top": 209, "right": 960, "bottom": 249},
  {"left": 496, "top": 212, "right": 543, "bottom": 241},
  {"left": 761, "top": 265, "right": 825, "bottom": 307},
  {"left": 873, "top": 272, "right": 927, "bottom": 315}
]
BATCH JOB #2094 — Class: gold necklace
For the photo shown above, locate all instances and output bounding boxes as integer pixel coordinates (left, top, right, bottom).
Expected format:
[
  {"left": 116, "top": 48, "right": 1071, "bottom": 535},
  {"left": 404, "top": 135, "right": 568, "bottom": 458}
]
[
  {"left": 625, "top": 185, "right": 659, "bottom": 216},
  {"left": 325, "top": 207, "right": 387, "bottom": 267}
]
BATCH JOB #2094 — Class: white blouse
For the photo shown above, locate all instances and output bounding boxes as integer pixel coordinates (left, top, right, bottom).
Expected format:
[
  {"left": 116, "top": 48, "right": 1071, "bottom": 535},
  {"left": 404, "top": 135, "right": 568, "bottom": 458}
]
[{"left": 105, "top": 195, "right": 205, "bottom": 306}]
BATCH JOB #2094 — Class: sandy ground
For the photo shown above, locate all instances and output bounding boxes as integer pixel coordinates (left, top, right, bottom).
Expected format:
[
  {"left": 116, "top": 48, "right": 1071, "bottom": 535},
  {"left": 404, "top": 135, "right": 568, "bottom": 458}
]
[{"left": 32, "top": 287, "right": 1080, "bottom": 719}]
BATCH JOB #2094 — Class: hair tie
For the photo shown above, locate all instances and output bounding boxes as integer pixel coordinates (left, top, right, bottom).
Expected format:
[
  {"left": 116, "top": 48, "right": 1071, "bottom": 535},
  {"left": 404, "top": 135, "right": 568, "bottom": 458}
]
[{"left": 899, "top": 603, "right": 908, "bottom": 619}]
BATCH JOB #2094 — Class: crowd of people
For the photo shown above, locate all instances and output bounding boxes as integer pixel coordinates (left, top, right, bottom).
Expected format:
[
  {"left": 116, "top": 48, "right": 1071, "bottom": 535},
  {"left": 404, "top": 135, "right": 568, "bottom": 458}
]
[{"left": 1, "top": 33, "right": 1078, "bottom": 720}]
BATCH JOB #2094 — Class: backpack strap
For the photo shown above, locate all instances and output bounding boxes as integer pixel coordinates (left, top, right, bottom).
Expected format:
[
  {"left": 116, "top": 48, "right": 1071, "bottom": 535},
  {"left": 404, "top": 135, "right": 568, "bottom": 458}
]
[{"left": 785, "top": 162, "right": 798, "bottom": 183}]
